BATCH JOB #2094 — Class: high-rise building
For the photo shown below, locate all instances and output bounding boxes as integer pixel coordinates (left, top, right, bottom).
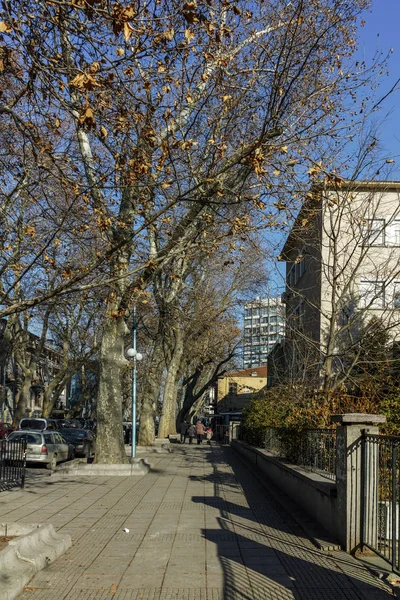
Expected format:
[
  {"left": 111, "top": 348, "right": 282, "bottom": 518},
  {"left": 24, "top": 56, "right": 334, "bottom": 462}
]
[{"left": 243, "top": 297, "right": 285, "bottom": 368}]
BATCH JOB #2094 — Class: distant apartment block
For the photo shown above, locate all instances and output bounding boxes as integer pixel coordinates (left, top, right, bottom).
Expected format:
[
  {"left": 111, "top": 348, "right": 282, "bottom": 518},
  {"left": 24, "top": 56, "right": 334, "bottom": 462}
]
[{"left": 243, "top": 297, "right": 285, "bottom": 368}]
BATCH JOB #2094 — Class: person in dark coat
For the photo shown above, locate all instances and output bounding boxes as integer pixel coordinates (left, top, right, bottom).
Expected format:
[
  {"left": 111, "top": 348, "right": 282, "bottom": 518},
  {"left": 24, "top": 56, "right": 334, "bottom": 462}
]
[{"left": 179, "top": 420, "right": 188, "bottom": 444}]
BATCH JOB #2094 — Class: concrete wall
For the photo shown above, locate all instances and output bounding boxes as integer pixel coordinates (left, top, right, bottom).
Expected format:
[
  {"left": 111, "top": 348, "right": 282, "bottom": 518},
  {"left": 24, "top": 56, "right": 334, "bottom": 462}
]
[{"left": 231, "top": 440, "right": 340, "bottom": 544}]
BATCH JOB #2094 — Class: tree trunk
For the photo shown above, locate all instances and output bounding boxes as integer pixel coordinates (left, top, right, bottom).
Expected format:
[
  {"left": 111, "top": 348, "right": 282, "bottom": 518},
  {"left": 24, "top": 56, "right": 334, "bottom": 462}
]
[
  {"left": 95, "top": 315, "right": 128, "bottom": 464},
  {"left": 42, "top": 390, "right": 53, "bottom": 418},
  {"left": 13, "top": 373, "right": 32, "bottom": 426},
  {"left": 138, "top": 336, "right": 164, "bottom": 446},
  {"left": 158, "top": 329, "right": 184, "bottom": 438},
  {"left": 42, "top": 380, "right": 66, "bottom": 417}
]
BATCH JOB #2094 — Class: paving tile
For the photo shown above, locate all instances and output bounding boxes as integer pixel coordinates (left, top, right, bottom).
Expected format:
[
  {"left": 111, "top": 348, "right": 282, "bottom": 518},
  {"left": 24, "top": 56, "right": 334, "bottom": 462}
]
[{"left": 5, "top": 445, "right": 395, "bottom": 600}]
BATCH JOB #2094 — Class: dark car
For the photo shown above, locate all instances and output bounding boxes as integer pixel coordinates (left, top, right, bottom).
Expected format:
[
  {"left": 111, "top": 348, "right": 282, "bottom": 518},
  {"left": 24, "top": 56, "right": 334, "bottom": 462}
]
[
  {"left": 0, "top": 422, "right": 15, "bottom": 439},
  {"left": 64, "top": 418, "right": 85, "bottom": 429},
  {"left": 60, "top": 428, "right": 95, "bottom": 458}
]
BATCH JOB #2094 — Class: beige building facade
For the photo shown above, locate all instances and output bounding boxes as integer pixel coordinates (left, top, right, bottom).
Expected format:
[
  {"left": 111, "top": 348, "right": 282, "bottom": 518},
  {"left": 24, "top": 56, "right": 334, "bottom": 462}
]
[
  {"left": 278, "top": 180, "right": 400, "bottom": 386},
  {"left": 216, "top": 366, "right": 267, "bottom": 412}
]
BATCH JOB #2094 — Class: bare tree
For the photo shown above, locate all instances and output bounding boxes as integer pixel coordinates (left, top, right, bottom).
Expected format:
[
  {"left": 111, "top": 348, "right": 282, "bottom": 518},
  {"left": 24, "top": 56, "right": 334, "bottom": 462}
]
[
  {"left": 0, "top": 0, "right": 382, "bottom": 460},
  {"left": 157, "top": 240, "right": 266, "bottom": 436}
]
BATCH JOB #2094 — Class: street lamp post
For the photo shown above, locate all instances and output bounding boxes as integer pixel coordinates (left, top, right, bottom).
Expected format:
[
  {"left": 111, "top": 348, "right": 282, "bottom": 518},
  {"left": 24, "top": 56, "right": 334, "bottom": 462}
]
[
  {"left": 0, "top": 319, "right": 7, "bottom": 423},
  {"left": 127, "top": 307, "right": 143, "bottom": 459}
]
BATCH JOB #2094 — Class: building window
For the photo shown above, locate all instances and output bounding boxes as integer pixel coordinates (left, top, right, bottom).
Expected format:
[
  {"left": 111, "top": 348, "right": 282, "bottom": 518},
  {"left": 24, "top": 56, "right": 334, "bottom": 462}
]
[
  {"left": 391, "top": 219, "right": 400, "bottom": 246},
  {"left": 359, "top": 279, "right": 385, "bottom": 308},
  {"left": 391, "top": 281, "right": 400, "bottom": 308},
  {"left": 287, "top": 252, "right": 306, "bottom": 287},
  {"left": 385, "top": 220, "right": 400, "bottom": 246},
  {"left": 363, "top": 219, "right": 385, "bottom": 246},
  {"left": 228, "top": 382, "right": 238, "bottom": 395}
]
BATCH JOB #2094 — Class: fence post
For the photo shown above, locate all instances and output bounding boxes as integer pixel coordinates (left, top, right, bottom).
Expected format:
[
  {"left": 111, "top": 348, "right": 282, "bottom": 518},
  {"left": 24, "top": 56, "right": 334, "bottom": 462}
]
[{"left": 331, "top": 413, "right": 386, "bottom": 553}]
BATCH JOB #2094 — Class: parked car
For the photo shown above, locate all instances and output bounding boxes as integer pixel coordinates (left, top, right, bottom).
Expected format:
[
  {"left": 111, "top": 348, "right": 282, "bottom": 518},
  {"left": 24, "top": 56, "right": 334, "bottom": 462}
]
[
  {"left": 5, "top": 430, "right": 70, "bottom": 469},
  {"left": 0, "top": 422, "right": 15, "bottom": 439},
  {"left": 85, "top": 419, "right": 96, "bottom": 431},
  {"left": 64, "top": 418, "right": 85, "bottom": 429},
  {"left": 19, "top": 418, "right": 61, "bottom": 431},
  {"left": 59, "top": 428, "right": 96, "bottom": 458},
  {"left": 58, "top": 434, "right": 76, "bottom": 460}
]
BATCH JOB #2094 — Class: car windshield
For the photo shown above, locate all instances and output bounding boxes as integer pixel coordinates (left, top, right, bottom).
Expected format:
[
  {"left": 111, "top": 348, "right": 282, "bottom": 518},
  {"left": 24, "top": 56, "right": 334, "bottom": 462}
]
[
  {"left": 8, "top": 432, "right": 42, "bottom": 444},
  {"left": 20, "top": 419, "right": 46, "bottom": 430},
  {"left": 60, "top": 429, "right": 87, "bottom": 439}
]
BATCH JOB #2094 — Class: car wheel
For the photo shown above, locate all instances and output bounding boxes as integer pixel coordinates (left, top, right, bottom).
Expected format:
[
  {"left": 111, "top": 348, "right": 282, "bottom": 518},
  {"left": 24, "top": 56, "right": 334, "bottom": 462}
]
[{"left": 47, "top": 454, "right": 57, "bottom": 470}]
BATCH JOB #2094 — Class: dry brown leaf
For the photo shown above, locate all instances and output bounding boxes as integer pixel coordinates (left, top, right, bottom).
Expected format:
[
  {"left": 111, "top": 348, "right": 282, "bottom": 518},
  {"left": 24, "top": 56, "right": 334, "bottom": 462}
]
[
  {"left": 0, "top": 21, "right": 12, "bottom": 33},
  {"left": 163, "top": 28, "right": 174, "bottom": 41},
  {"left": 184, "top": 29, "right": 195, "bottom": 42},
  {"left": 78, "top": 106, "right": 96, "bottom": 129},
  {"left": 123, "top": 22, "right": 134, "bottom": 42},
  {"left": 70, "top": 73, "right": 101, "bottom": 90}
]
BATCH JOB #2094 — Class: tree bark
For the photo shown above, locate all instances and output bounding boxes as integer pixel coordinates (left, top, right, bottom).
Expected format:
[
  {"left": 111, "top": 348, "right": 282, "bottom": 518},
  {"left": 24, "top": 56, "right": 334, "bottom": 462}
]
[
  {"left": 158, "top": 327, "right": 184, "bottom": 438},
  {"left": 138, "top": 335, "right": 164, "bottom": 446},
  {"left": 42, "top": 376, "right": 68, "bottom": 417},
  {"left": 13, "top": 372, "right": 32, "bottom": 426},
  {"left": 95, "top": 315, "right": 128, "bottom": 463}
]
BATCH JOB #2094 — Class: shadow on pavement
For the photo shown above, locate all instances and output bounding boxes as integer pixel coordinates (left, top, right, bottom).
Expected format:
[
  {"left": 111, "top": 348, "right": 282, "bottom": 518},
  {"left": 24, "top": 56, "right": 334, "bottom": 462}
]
[{"left": 194, "top": 445, "right": 393, "bottom": 600}]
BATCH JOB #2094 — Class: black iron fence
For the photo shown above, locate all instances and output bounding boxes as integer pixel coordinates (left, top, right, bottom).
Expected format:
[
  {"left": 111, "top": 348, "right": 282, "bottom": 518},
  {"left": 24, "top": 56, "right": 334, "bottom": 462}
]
[
  {"left": 361, "top": 432, "right": 400, "bottom": 574},
  {"left": 241, "top": 426, "right": 336, "bottom": 481},
  {"left": 0, "top": 439, "right": 26, "bottom": 491}
]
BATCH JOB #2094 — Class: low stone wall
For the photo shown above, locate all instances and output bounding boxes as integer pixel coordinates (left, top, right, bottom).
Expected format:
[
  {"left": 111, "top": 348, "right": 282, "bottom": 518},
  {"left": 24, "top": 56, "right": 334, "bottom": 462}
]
[
  {"left": 0, "top": 523, "right": 71, "bottom": 600},
  {"left": 231, "top": 440, "right": 340, "bottom": 545}
]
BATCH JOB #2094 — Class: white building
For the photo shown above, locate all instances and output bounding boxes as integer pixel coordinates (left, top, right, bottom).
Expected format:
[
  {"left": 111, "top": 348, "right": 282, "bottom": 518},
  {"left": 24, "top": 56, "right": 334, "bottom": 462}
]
[
  {"left": 243, "top": 297, "right": 285, "bottom": 368},
  {"left": 278, "top": 180, "right": 400, "bottom": 386}
]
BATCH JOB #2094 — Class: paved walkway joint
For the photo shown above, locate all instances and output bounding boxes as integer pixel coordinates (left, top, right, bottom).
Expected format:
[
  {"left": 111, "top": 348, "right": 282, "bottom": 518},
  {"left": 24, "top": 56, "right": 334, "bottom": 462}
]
[{"left": 0, "top": 445, "right": 396, "bottom": 599}]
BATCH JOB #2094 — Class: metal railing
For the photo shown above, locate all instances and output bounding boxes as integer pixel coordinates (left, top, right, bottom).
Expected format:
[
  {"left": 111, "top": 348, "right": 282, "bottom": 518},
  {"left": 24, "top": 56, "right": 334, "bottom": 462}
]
[
  {"left": 361, "top": 433, "right": 400, "bottom": 573},
  {"left": 0, "top": 439, "right": 26, "bottom": 491},
  {"left": 242, "top": 426, "right": 336, "bottom": 481}
]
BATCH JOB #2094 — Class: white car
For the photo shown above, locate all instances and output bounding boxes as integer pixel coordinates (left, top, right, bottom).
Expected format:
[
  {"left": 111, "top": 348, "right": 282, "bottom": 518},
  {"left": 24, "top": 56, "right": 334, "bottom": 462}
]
[{"left": 6, "top": 430, "right": 70, "bottom": 469}]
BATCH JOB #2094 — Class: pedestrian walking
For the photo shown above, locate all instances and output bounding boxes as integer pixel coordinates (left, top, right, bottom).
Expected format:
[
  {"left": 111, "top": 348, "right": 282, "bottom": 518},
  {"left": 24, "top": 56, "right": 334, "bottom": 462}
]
[
  {"left": 179, "top": 420, "right": 188, "bottom": 444},
  {"left": 206, "top": 427, "right": 213, "bottom": 445},
  {"left": 187, "top": 423, "right": 195, "bottom": 444},
  {"left": 195, "top": 420, "right": 206, "bottom": 445}
]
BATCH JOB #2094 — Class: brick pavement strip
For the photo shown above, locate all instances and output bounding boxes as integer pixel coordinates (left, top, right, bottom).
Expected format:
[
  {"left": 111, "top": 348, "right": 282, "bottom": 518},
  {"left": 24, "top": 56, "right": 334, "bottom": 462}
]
[{"left": 0, "top": 447, "right": 394, "bottom": 600}]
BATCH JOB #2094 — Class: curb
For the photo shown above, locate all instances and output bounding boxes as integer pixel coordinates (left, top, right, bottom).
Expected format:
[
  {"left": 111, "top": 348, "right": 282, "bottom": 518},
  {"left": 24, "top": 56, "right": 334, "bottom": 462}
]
[
  {"left": 54, "top": 457, "right": 151, "bottom": 476},
  {"left": 231, "top": 444, "right": 341, "bottom": 551},
  {"left": 0, "top": 523, "right": 72, "bottom": 600},
  {"left": 135, "top": 444, "right": 173, "bottom": 454}
]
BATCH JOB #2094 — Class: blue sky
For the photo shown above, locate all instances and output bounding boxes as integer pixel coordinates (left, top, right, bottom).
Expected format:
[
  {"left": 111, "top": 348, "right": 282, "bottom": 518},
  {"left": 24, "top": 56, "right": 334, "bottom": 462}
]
[
  {"left": 264, "top": 2, "right": 400, "bottom": 296},
  {"left": 359, "top": 0, "right": 400, "bottom": 172}
]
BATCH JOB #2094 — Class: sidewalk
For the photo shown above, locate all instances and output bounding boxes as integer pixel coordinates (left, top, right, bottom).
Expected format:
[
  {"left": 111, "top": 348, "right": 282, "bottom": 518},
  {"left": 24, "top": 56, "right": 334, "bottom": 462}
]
[{"left": 0, "top": 444, "right": 396, "bottom": 599}]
